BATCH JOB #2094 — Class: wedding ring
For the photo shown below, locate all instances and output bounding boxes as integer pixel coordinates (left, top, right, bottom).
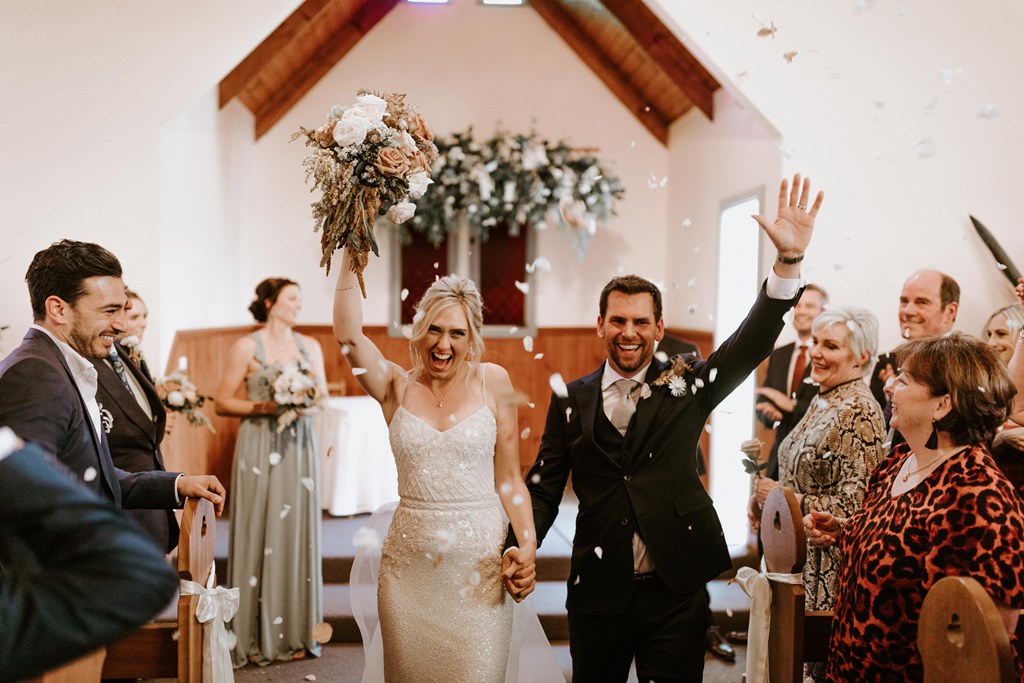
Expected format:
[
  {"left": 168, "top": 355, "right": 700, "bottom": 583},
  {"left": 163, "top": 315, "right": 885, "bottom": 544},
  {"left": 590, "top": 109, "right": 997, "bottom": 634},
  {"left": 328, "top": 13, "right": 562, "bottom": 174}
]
[{"left": 797, "top": 203, "right": 808, "bottom": 210}]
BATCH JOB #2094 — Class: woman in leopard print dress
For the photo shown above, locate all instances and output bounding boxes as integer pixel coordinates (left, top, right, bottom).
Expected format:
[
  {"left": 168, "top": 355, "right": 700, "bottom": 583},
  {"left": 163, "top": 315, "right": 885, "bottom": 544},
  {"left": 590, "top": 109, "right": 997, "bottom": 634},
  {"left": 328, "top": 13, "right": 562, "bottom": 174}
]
[{"left": 806, "top": 333, "right": 1024, "bottom": 681}]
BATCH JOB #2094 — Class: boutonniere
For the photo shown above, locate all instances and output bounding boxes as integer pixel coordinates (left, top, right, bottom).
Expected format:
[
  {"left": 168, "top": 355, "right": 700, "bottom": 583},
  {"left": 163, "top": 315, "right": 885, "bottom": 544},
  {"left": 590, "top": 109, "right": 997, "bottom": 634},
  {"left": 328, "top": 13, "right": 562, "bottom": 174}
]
[
  {"left": 98, "top": 403, "right": 114, "bottom": 434},
  {"left": 651, "top": 356, "right": 694, "bottom": 397},
  {"left": 120, "top": 335, "right": 143, "bottom": 366}
]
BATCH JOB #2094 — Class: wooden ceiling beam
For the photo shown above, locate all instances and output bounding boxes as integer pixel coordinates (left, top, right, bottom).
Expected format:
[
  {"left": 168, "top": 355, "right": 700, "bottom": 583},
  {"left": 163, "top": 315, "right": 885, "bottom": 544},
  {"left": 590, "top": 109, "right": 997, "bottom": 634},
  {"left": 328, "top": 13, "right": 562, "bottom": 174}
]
[
  {"left": 598, "top": 0, "right": 719, "bottom": 121},
  {"left": 219, "top": 0, "right": 336, "bottom": 109},
  {"left": 252, "top": 0, "right": 401, "bottom": 139},
  {"left": 531, "top": 0, "right": 670, "bottom": 145}
]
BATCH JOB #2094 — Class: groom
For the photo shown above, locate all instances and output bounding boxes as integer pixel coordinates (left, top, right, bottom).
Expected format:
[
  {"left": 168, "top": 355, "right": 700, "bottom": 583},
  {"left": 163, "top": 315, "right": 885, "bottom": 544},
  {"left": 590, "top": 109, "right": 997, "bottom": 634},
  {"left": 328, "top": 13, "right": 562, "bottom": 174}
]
[{"left": 505, "top": 175, "right": 823, "bottom": 681}]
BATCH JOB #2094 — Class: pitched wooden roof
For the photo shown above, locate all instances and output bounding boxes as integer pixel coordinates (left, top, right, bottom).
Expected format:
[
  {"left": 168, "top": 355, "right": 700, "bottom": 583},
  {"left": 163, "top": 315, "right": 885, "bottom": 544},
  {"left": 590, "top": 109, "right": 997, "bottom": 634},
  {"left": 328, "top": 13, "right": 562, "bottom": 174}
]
[{"left": 218, "top": 0, "right": 720, "bottom": 145}]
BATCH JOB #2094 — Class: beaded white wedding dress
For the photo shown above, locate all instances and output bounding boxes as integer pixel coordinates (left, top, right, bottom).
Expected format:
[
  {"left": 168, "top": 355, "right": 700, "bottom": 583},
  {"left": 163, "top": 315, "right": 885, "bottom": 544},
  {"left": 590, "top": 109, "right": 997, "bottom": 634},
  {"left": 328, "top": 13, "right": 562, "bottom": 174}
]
[{"left": 351, "top": 399, "right": 562, "bottom": 682}]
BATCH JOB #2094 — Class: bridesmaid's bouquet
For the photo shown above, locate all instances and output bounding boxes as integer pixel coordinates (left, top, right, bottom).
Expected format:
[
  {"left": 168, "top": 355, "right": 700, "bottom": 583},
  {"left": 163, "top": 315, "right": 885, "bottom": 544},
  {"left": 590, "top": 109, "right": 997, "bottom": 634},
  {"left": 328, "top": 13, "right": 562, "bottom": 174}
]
[
  {"left": 292, "top": 90, "right": 438, "bottom": 296},
  {"left": 155, "top": 371, "right": 215, "bottom": 433},
  {"left": 272, "top": 361, "right": 319, "bottom": 433}
]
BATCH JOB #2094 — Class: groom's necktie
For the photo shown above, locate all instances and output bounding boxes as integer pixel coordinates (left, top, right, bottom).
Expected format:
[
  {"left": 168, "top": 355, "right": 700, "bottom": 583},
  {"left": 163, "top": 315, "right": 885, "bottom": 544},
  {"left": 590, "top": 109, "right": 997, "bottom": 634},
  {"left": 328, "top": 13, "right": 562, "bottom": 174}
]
[
  {"left": 109, "top": 347, "right": 134, "bottom": 394},
  {"left": 609, "top": 379, "right": 640, "bottom": 436}
]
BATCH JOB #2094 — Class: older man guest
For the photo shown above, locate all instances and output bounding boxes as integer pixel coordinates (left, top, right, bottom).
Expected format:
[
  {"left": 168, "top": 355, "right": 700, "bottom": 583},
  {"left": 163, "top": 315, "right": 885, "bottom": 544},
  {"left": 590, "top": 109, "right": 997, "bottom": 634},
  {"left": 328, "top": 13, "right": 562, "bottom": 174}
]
[{"left": 0, "top": 239, "right": 225, "bottom": 518}]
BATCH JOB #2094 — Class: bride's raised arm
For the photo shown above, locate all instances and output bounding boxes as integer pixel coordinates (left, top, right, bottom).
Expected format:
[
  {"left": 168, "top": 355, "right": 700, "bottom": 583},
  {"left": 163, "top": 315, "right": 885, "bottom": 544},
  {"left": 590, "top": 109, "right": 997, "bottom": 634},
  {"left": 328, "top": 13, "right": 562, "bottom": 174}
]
[{"left": 332, "top": 247, "right": 404, "bottom": 413}]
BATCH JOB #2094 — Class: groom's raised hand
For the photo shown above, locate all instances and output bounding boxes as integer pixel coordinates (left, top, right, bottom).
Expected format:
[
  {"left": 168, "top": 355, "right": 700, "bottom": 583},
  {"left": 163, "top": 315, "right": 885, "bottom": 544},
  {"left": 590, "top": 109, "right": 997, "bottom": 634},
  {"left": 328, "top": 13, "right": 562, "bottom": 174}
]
[{"left": 501, "top": 547, "right": 536, "bottom": 602}]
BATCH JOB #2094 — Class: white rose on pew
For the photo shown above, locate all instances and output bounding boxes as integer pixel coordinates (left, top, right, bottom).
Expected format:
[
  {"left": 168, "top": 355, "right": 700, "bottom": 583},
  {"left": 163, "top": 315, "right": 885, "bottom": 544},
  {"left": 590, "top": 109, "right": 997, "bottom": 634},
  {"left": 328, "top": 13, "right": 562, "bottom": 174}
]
[
  {"left": 386, "top": 200, "right": 416, "bottom": 224},
  {"left": 167, "top": 390, "right": 186, "bottom": 407}
]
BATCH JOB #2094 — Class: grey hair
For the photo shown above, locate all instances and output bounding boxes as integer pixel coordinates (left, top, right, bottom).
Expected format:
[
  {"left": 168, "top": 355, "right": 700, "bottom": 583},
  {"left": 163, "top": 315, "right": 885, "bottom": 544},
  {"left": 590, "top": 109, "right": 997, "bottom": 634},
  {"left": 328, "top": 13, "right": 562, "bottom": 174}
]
[
  {"left": 408, "top": 274, "right": 485, "bottom": 378},
  {"left": 812, "top": 305, "right": 879, "bottom": 377},
  {"left": 984, "top": 304, "right": 1024, "bottom": 339}
]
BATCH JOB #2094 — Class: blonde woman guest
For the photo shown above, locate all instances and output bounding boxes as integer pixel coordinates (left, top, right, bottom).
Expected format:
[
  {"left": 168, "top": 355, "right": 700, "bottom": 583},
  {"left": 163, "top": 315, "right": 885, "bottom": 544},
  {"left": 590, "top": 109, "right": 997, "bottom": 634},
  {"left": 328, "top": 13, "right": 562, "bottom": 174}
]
[
  {"left": 749, "top": 307, "right": 885, "bottom": 680},
  {"left": 216, "top": 278, "right": 328, "bottom": 667}
]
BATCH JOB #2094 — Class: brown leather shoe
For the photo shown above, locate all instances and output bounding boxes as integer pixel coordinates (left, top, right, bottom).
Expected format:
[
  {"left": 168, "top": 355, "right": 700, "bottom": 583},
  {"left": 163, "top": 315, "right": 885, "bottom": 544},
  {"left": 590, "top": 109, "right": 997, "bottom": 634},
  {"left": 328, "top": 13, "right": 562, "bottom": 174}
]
[
  {"left": 706, "top": 625, "right": 736, "bottom": 663},
  {"left": 724, "top": 629, "right": 748, "bottom": 644}
]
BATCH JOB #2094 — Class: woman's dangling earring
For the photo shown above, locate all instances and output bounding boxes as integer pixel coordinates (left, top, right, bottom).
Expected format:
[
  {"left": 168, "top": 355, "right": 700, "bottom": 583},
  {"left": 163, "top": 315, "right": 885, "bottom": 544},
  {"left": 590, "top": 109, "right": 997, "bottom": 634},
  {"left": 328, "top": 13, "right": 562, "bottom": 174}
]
[{"left": 925, "top": 419, "right": 939, "bottom": 450}]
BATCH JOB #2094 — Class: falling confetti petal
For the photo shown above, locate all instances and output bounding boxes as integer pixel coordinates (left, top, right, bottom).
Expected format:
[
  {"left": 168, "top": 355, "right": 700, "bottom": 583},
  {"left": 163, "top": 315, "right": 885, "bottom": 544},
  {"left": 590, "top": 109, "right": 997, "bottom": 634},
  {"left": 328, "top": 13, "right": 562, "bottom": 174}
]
[
  {"left": 525, "top": 256, "right": 552, "bottom": 273},
  {"left": 694, "top": 378, "right": 705, "bottom": 389},
  {"left": 273, "top": 616, "right": 283, "bottom": 625},
  {"left": 400, "top": 288, "right": 409, "bottom": 301},
  {"left": 401, "top": 324, "right": 413, "bottom": 339},
  {"left": 264, "top": 548, "right": 273, "bottom": 555},
  {"left": 512, "top": 494, "right": 524, "bottom": 505},
  {"left": 687, "top": 278, "right": 697, "bottom": 289},
  {"left": 846, "top": 320, "right": 857, "bottom": 332},
  {"left": 500, "top": 483, "right": 513, "bottom": 495},
  {"left": 922, "top": 97, "right": 940, "bottom": 115},
  {"left": 833, "top": 263, "right": 845, "bottom": 271},
  {"left": 249, "top": 576, "right": 258, "bottom": 587},
  {"left": 680, "top": 218, "right": 692, "bottom": 228},
  {"left": 937, "top": 67, "right": 962, "bottom": 86},
  {"left": 514, "top": 281, "right": 530, "bottom": 294},
  {"left": 306, "top": 675, "right": 319, "bottom": 682},
  {"left": 252, "top": 466, "right": 261, "bottom": 476},
  {"left": 280, "top": 504, "right": 292, "bottom": 519},
  {"left": 594, "top": 546, "right": 604, "bottom": 559},
  {"left": 352, "top": 367, "right": 368, "bottom": 376},
  {"left": 978, "top": 104, "right": 1000, "bottom": 119},
  {"left": 301, "top": 477, "right": 315, "bottom": 492},
  {"left": 778, "top": 145, "right": 795, "bottom": 159},
  {"left": 783, "top": 51, "right": 798, "bottom": 63},
  {"left": 998, "top": 263, "right": 1008, "bottom": 271},
  {"left": 534, "top": 353, "right": 544, "bottom": 360},
  {"left": 655, "top": 351, "right": 669, "bottom": 362},
  {"left": 353, "top": 527, "right": 382, "bottom": 550},
  {"left": 172, "top": 630, "right": 180, "bottom": 642},
  {"left": 521, "top": 427, "right": 531, "bottom": 439},
  {"left": 268, "top": 452, "right": 282, "bottom": 466},
  {"left": 449, "top": 413, "right": 457, "bottom": 422},
  {"left": 523, "top": 336, "right": 534, "bottom": 352},
  {"left": 83, "top": 467, "right": 97, "bottom": 482},
  {"left": 549, "top": 373, "right": 569, "bottom": 397},
  {"left": 574, "top": 575, "right": 582, "bottom": 585},
  {"left": 530, "top": 473, "right": 541, "bottom": 484},
  {"left": 913, "top": 138, "right": 935, "bottom": 158},
  {"left": 756, "top": 21, "right": 778, "bottom": 38},
  {"left": 523, "top": 529, "right": 531, "bottom": 540},
  {"left": 509, "top": 326, "right": 519, "bottom": 334},
  {"left": 565, "top": 407, "right": 573, "bottom": 422},
  {"left": 433, "top": 261, "right": 439, "bottom": 269},
  {"left": 709, "top": 368, "right": 718, "bottom": 382}
]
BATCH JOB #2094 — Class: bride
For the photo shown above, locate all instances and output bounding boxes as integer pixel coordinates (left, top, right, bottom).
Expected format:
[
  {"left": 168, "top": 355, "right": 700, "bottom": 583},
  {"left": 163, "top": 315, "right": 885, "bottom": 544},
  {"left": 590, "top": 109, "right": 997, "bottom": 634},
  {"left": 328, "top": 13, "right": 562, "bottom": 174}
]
[{"left": 333, "top": 248, "right": 561, "bottom": 681}]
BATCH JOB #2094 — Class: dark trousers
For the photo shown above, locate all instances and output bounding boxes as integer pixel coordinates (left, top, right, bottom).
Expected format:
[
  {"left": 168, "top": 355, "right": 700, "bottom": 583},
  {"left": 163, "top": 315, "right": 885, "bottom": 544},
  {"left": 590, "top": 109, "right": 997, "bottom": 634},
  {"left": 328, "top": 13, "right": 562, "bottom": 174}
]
[{"left": 568, "top": 574, "right": 708, "bottom": 682}]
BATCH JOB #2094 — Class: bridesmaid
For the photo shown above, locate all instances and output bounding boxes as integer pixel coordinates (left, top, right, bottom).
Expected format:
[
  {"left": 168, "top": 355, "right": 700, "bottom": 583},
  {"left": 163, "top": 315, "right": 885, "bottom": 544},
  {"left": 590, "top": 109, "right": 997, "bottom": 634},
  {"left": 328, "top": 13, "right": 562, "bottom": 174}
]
[{"left": 216, "top": 278, "right": 328, "bottom": 666}]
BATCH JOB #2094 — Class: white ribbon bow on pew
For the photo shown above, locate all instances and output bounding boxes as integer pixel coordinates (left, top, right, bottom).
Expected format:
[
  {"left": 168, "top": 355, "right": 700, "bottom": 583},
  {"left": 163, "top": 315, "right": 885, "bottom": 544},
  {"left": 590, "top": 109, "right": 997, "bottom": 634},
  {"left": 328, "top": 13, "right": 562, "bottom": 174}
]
[
  {"left": 735, "top": 562, "right": 803, "bottom": 683},
  {"left": 179, "top": 561, "right": 240, "bottom": 683}
]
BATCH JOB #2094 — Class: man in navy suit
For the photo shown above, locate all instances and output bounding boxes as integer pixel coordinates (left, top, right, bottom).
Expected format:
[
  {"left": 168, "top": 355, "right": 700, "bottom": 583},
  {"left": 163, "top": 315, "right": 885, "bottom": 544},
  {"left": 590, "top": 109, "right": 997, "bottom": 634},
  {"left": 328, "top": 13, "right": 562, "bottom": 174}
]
[
  {"left": 0, "top": 428, "right": 178, "bottom": 681},
  {"left": 755, "top": 283, "right": 828, "bottom": 479},
  {"left": 0, "top": 239, "right": 224, "bottom": 517},
  {"left": 506, "top": 175, "right": 823, "bottom": 681},
  {"left": 94, "top": 287, "right": 179, "bottom": 552}
]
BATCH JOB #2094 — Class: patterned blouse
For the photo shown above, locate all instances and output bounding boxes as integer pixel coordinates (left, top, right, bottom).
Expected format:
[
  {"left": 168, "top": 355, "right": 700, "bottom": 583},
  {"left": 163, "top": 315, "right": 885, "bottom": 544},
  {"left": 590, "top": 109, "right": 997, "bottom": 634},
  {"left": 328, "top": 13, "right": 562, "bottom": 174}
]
[
  {"left": 827, "top": 443, "right": 1024, "bottom": 681},
  {"left": 778, "top": 377, "right": 886, "bottom": 612}
]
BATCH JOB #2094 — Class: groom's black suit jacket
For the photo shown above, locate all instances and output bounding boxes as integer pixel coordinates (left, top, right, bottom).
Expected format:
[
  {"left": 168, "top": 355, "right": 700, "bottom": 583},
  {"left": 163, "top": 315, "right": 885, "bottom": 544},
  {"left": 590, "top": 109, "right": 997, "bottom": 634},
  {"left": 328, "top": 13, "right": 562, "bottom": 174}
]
[
  {"left": 515, "top": 283, "right": 798, "bottom": 615},
  {"left": 0, "top": 328, "right": 179, "bottom": 510},
  {"left": 92, "top": 341, "right": 180, "bottom": 552}
]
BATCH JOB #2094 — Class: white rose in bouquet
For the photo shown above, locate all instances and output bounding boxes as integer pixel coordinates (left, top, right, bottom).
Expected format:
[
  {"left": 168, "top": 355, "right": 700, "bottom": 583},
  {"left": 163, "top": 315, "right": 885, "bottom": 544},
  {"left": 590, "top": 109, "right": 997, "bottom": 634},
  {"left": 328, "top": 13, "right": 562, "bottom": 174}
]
[
  {"left": 343, "top": 93, "right": 387, "bottom": 121},
  {"left": 406, "top": 170, "right": 433, "bottom": 199},
  {"left": 333, "top": 117, "right": 370, "bottom": 148},
  {"left": 386, "top": 201, "right": 416, "bottom": 224},
  {"left": 167, "top": 391, "right": 186, "bottom": 407}
]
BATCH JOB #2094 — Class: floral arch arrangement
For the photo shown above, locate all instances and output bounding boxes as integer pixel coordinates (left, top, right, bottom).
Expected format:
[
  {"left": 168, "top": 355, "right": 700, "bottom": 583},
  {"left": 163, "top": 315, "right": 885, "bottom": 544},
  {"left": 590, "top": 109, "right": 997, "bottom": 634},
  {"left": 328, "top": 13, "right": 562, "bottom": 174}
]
[{"left": 405, "top": 128, "right": 624, "bottom": 259}]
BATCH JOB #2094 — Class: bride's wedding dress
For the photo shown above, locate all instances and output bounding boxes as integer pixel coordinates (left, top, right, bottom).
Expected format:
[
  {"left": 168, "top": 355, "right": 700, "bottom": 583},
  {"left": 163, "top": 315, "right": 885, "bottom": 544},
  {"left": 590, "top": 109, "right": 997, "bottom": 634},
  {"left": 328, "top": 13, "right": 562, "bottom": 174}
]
[{"left": 351, "top": 385, "right": 563, "bottom": 682}]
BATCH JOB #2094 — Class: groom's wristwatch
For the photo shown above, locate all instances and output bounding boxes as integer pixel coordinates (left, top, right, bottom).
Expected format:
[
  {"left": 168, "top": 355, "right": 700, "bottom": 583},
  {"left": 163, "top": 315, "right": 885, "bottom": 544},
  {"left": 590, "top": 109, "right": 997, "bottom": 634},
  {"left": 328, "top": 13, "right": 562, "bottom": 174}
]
[{"left": 776, "top": 253, "right": 804, "bottom": 265}]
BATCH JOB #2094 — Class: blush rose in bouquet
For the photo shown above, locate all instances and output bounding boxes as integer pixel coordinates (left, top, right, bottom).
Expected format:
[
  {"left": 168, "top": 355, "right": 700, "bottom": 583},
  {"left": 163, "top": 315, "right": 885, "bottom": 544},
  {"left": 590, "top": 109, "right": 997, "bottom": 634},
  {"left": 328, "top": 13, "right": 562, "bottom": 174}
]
[
  {"left": 293, "top": 91, "right": 438, "bottom": 296},
  {"left": 272, "top": 361, "right": 320, "bottom": 433}
]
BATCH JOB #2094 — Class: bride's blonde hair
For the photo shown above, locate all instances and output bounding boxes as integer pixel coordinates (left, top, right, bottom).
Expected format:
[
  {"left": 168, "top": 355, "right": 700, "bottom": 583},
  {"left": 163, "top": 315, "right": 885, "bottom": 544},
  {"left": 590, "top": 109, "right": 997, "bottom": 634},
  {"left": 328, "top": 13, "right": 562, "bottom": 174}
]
[{"left": 408, "top": 274, "right": 485, "bottom": 379}]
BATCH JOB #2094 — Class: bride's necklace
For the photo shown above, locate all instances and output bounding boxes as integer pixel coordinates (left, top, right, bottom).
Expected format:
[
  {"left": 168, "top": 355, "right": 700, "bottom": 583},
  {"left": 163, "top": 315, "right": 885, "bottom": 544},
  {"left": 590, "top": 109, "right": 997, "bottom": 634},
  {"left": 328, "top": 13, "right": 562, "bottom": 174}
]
[{"left": 421, "top": 380, "right": 454, "bottom": 407}]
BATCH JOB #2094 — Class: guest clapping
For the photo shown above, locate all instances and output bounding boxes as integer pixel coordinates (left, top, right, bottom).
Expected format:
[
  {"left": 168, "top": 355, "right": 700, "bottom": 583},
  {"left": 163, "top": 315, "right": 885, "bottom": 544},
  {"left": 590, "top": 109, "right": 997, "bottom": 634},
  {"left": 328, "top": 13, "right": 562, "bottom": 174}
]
[
  {"left": 806, "top": 333, "right": 1024, "bottom": 681},
  {"left": 748, "top": 307, "right": 886, "bottom": 649}
]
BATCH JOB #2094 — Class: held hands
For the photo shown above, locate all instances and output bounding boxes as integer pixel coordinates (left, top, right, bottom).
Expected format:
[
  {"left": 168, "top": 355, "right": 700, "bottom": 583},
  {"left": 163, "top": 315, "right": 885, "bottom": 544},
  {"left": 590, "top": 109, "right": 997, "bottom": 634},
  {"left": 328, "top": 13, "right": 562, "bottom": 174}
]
[
  {"left": 501, "top": 546, "right": 537, "bottom": 603},
  {"left": 177, "top": 475, "right": 227, "bottom": 516},
  {"left": 753, "top": 476, "right": 780, "bottom": 507},
  {"left": 803, "top": 510, "right": 841, "bottom": 548},
  {"left": 752, "top": 173, "right": 824, "bottom": 264}
]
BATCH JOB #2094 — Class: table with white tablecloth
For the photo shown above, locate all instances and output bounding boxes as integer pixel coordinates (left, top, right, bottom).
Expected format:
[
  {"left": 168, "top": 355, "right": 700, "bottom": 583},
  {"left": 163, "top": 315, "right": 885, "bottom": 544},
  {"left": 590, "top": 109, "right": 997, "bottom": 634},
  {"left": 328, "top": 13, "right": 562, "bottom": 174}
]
[{"left": 313, "top": 396, "right": 398, "bottom": 517}]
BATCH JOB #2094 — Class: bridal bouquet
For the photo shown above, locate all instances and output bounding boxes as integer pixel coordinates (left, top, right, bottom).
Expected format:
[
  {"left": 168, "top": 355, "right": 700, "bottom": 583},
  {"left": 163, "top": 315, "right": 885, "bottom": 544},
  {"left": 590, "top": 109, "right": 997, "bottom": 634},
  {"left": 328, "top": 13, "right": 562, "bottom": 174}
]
[
  {"left": 272, "top": 361, "right": 320, "bottom": 433},
  {"left": 155, "top": 371, "right": 215, "bottom": 433},
  {"left": 293, "top": 91, "right": 439, "bottom": 296}
]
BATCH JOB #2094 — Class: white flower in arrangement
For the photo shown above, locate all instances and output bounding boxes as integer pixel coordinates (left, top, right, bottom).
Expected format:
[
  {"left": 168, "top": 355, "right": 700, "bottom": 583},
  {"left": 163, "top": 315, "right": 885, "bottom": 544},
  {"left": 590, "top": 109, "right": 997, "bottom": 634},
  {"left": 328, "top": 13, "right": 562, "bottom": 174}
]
[
  {"left": 120, "top": 335, "right": 141, "bottom": 349},
  {"left": 406, "top": 170, "right": 433, "bottom": 199},
  {"left": 166, "top": 390, "right": 186, "bottom": 407},
  {"left": 668, "top": 376, "right": 688, "bottom": 397},
  {"left": 521, "top": 142, "right": 549, "bottom": 171},
  {"left": 155, "top": 370, "right": 214, "bottom": 432},
  {"left": 398, "top": 130, "right": 418, "bottom": 155},
  {"left": 342, "top": 93, "right": 388, "bottom": 121},
  {"left": 386, "top": 200, "right": 417, "bottom": 224},
  {"left": 272, "top": 362, "right": 320, "bottom": 433},
  {"left": 332, "top": 117, "right": 370, "bottom": 147}
]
